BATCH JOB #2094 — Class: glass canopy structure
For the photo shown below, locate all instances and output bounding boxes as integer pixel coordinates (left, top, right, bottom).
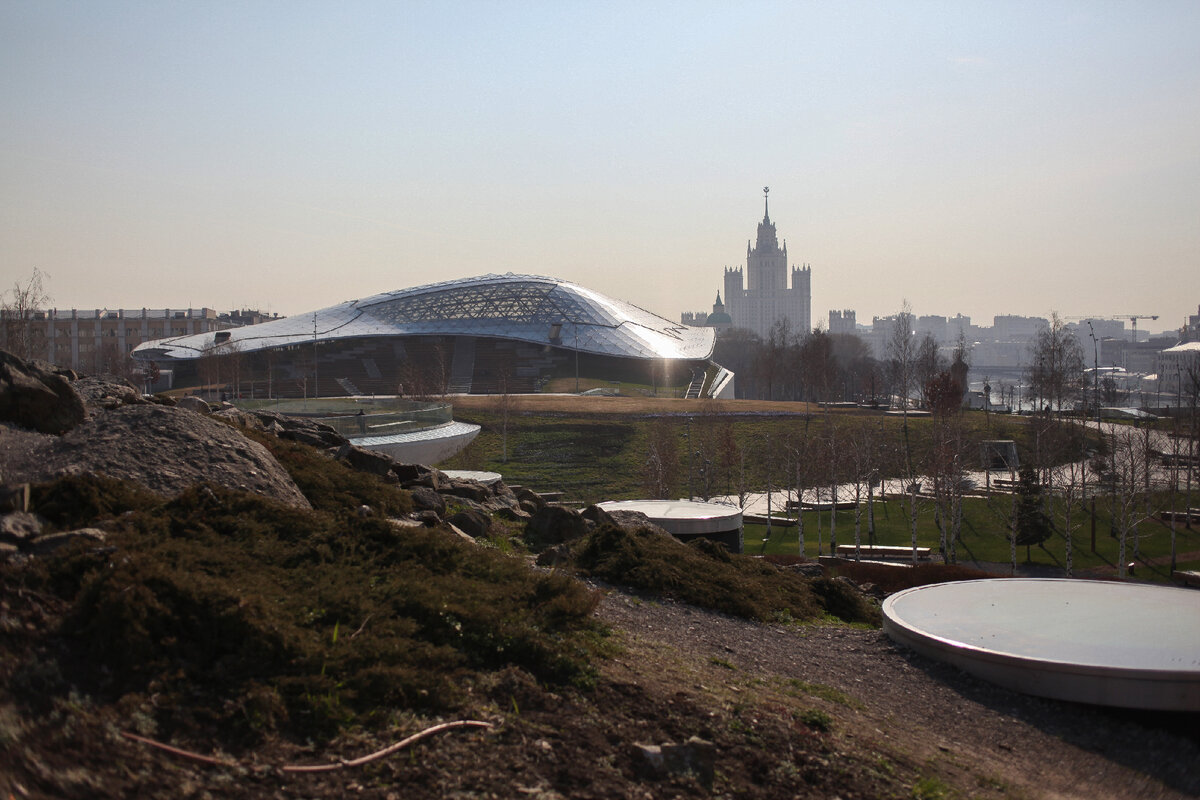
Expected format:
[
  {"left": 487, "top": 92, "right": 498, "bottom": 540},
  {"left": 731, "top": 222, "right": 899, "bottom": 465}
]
[{"left": 134, "top": 273, "right": 714, "bottom": 363}]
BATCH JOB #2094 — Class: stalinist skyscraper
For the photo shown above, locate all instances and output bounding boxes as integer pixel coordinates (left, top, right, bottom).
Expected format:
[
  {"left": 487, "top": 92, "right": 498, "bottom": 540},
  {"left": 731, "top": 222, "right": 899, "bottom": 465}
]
[{"left": 722, "top": 188, "right": 812, "bottom": 340}]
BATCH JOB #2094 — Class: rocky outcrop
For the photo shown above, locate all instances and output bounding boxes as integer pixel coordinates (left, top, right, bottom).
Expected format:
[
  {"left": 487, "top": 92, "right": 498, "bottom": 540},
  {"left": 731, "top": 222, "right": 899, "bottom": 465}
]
[
  {"left": 73, "top": 376, "right": 148, "bottom": 411},
  {"left": 1, "top": 404, "right": 311, "bottom": 509},
  {"left": 0, "top": 350, "right": 88, "bottom": 434},
  {"left": 0, "top": 351, "right": 553, "bottom": 537},
  {"left": 175, "top": 396, "right": 212, "bottom": 415},
  {"left": 0, "top": 509, "right": 105, "bottom": 558}
]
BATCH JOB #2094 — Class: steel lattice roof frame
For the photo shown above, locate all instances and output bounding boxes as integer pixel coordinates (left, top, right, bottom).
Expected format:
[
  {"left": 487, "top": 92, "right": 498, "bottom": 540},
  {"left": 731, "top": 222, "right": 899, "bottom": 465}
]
[{"left": 133, "top": 273, "right": 715, "bottom": 363}]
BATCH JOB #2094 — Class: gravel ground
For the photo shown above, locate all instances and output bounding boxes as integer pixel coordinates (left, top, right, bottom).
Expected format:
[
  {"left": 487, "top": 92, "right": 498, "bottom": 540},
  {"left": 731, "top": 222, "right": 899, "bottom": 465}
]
[{"left": 595, "top": 586, "right": 1200, "bottom": 800}]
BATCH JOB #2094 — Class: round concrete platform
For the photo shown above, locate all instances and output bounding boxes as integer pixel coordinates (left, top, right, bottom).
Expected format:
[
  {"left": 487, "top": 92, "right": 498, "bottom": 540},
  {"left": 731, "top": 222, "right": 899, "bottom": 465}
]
[
  {"left": 596, "top": 500, "right": 742, "bottom": 535},
  {"left": 441, "top": 469, "right": 502, "bottom": 486},
  {"left": 882, "top": 578, "right": 1200, "bottom": 711}
]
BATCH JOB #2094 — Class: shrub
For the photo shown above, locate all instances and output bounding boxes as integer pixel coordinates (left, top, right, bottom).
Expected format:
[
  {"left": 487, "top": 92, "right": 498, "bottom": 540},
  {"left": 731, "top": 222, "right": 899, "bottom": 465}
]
[
  {"left": 31, "top": 478, "right": 601, "bottom": 744},
  {"left": 30, "top": 473, "right": 160, "bottom": 531},
  {"left": 570, "top": 525, "right": 877, "bottom": 625},
  {"left": 241, "top": 429, "right": 413, "bottom": 517}
]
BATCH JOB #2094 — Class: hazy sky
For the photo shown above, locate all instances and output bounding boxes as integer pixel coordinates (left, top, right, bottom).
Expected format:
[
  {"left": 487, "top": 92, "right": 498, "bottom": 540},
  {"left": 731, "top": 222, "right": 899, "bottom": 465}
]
[{"left": 3, "top": 1, "right": 1198, "bottom": 334}]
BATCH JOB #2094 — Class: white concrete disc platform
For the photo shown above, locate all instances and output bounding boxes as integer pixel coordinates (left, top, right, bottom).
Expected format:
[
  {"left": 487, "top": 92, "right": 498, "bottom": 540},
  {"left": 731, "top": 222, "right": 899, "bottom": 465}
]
[
  {"left": 350, "top": 421, "right": 480, "bottom": 465},
  {"left": 882, "top": 579, "right": 1200, "bottom": 711},
  {"left": 441, "top": 469, "right": 502, "bottom": 486},
  {"left": 596, "top": 500, "right": 742, "bottom": 535}
]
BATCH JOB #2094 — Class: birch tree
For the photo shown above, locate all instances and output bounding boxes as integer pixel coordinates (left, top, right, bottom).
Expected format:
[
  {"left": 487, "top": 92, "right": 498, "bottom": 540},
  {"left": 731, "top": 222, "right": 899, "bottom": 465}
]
[{"left": 1, "top": 269, "right": 50, "bottom": 361}]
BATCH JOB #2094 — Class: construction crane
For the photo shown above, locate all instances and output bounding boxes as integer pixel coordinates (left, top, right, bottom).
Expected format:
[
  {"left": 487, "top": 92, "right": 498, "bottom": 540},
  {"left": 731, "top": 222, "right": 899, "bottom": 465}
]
[
  {"left": 1066, "top": 314, "right": 1159, "bottom": 342},
  {"left": 1125, "top": 315, "right": 1158, "bottom": 343}
]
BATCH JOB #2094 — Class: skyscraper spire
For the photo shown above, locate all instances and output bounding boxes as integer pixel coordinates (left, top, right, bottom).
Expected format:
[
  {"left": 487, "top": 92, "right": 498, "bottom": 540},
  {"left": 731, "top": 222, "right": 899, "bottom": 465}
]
[{"left": 763, "top": 186, "right": 770, "bottom": 221}]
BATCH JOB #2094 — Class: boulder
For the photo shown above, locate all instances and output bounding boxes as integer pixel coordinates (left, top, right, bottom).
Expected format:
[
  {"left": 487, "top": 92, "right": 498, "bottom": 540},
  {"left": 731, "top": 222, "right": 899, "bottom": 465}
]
[
  {"left": 281, "top": 427, "right": 344, "bottom": 449},
  {"left": 74, "top": 376, "right": 146, "bottom": 410},
  {"left": 513, "top": 486, "right": 546, "bottom": 512},
  {"left": 581, "top": 504, "right": 617, "bottom": 528},
  {"left": 391, "top": 463, "right": 427, "bottom": 484},
  {"left": 336, "top": 443, "right": 395, "bottom": 477},
  {"left": 525, "top": 505, "right": 589, "bottom": 551},
  {"left": 408, "top": 486, "right": 446, "bottom": 516},
  {"left": 443, "top": 479, "right": 490, "bottom": 503},
  {"left": 413, "top": 510, "right": 442, "bottom": 527},
  {"left": 442, "top": 522, "right": 478, "bottom": 545},
  {"left": 0, "top": 350, "right": 88, "bottom": 434},
  {"left": 15, "top": 404, "right": 312, "bottom": 508},
  {"left": 447, "top": 508, "right": 492, "bottom": 539},
  {"left": 0, "top": 511, "right": 45, "bottom": 545},
  {"left": 630, "top": 737, "right": 716, "bottom": 790},
  {"left": 494, "top": 505, "right": 531, "bottom": 522},
  {"left": 606, "top": 509, "right": 671, "bottom": 536},
  {"left": 210, "top": 407, "right": 260, "bottom": 428},
  {"left": 28, "top": 527, "right": 106, "bottom": 556},
  {"left": 249, "top": 410, "right": 347, "bottom": 449}
]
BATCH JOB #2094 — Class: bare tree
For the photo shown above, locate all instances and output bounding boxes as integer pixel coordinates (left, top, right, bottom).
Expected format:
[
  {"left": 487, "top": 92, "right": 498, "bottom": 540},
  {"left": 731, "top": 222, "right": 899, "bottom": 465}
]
[
  {"left": 1, "top": 268, "right": 51, "bottom": 360},
  {"left": 886, "top": 302, "right": 916, "bottom": 416},
  {"left": 221, "top": 340, "right": 244, "bottom": 399},
  {"left": 786, "top": 420, "right": 817, "bottom": 557},
  {"left": 914, "top": 333, "right": 946, "bottom": 409},
  {"left": 826, "top": 416, "right": 841, "bottom": 554},
  {"left": 1108, "top": 426, "right": 1161, "bottom": 578},
  {"left": 846, "top": 422, "right": 882, "bottom": 561},
  {"left": 1027, "top": 312, "right": 1085, "bottom": 413},
  {"left": 799, "top": 330, "right": 836, "bottom": 402},
  {"left": 754, "top": 318, "right": 795, "bottom": 401},
  {"left": 1185, "top": 358, "right": 1200, "bottom": 532},
  {"left": 643, "top": 417, "right": 680, "bottom": 500},
  {"left": 926, "top": 378, "right": 968, "bottom": 564},
  {"left": 140, "top": 359, "right": 161, "bottom": 394}
]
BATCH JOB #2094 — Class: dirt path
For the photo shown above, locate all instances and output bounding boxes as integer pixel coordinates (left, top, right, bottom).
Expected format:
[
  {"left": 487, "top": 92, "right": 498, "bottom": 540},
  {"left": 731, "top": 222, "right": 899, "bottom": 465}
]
[{"left": 595, "top": 587, "right": 1200, "bottom": 800}]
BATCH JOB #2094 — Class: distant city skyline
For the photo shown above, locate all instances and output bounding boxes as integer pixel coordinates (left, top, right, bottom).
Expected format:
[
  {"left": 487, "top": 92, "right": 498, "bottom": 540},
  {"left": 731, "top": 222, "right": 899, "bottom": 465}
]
[{"left": 3, "top": 3, "right": 1197, "bottom": 333}]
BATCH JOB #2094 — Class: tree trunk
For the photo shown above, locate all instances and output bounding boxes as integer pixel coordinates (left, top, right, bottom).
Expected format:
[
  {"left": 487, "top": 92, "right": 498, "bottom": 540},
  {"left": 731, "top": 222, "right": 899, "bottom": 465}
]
[
  {"left": 853, "top": 481, "right": 862, "bottom": 561},
  {"left": 909, "top": 485, "right": 919, "bottom": 566},
  {"left": 829, "top": 479, "right": 837, "bottom": 554}
]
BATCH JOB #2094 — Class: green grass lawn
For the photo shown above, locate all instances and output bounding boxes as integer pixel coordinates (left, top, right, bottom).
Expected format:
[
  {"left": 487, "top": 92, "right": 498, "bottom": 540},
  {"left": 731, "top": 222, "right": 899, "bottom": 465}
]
[
  {"left": 441, "top": 404, "right": 1199, "bottom": 582},
  {"left": 745, "top": 493, "right": 1200, "bottom": 583}
]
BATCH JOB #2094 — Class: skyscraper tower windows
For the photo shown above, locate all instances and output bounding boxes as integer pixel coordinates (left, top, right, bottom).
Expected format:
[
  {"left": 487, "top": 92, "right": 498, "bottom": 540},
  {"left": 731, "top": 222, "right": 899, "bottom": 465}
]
[{"left": 721, "top": 188, "right": 812, "bottom": 340}]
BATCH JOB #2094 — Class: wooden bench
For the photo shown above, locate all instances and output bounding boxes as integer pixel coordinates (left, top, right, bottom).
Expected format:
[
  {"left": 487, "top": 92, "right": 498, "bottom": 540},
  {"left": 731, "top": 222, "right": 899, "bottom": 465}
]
[
  {"left": 835, "top": 544, "right": 931, "bottom": 561},
  {"left": 1174, "top": 570, "right": 1200, "bottom": 589},
  {"left": 743, "top": 514, "right": 797, "bottom": 527},
  {"left": 1158, "top": 509, "right": 1200, "bottom": 523}
]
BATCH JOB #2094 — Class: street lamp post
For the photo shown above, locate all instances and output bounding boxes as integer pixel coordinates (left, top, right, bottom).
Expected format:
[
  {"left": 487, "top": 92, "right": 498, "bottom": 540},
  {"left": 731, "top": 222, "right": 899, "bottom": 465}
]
[{"left": 1087, "top": 321, "right": 1100, "bottom": 430}]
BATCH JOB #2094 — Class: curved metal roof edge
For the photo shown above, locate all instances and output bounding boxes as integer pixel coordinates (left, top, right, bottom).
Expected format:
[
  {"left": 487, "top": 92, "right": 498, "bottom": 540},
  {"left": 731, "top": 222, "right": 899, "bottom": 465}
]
[{"left": 133, "top": 274, "right": 715, "bottom": 361}]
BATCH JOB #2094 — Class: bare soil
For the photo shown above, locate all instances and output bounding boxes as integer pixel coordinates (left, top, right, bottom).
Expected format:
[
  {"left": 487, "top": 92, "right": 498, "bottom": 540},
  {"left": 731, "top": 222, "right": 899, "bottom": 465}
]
[
  {"left": 2, "top": 386, "right": 1197, "bottom": 799},
  {"left": 595, "top": 586, "right": 1200, "bottom": 800},
  {"left": 3, "top": 579, "right": 1195, "bottom": 799}
]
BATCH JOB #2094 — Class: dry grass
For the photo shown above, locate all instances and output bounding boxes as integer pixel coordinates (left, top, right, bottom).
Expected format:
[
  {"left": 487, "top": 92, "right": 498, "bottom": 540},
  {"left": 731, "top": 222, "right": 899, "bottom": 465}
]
[{"left": 449, "top": 394, "right": 823, "bottom": 415}]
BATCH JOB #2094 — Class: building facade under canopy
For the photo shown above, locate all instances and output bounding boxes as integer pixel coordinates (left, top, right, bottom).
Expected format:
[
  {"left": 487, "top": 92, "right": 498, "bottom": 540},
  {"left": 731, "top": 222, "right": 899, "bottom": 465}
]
[{"left": 133, "top": 273, "right": 733, "bottom": 398}]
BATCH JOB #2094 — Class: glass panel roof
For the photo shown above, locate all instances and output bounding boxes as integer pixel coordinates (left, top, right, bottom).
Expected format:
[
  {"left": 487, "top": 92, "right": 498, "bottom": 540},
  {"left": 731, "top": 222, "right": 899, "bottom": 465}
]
[{"left": 134, "top": 274, "right": 715, "bottom": 362}]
